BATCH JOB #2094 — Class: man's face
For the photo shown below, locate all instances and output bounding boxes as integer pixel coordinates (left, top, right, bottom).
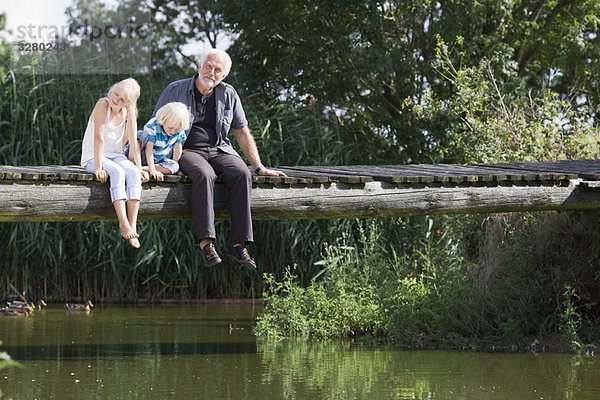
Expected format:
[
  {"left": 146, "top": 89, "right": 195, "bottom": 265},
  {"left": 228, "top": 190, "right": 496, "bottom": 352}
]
[{"left": 198, "top": 55, "right": 225, "bottom": 90}]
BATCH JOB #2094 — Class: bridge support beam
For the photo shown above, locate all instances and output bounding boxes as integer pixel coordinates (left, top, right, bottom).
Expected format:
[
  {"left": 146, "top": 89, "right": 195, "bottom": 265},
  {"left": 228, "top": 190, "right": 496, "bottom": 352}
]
[{"left": 0, "top": 178, "right": 599, "bottom": 222}]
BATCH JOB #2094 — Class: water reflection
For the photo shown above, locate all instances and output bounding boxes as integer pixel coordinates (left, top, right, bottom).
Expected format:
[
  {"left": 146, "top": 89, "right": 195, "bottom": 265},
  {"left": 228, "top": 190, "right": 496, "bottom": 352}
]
[
  {"left": 0, "top": 306, "right": 598, "bottom": 400},
  {"left": 258, "top": 340, "right": 600, "bottom": 400}
]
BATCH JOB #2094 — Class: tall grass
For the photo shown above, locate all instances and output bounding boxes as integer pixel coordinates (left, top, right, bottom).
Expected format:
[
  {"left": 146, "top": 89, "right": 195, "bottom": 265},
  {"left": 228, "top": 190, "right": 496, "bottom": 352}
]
[
  {"left": 0, "top": 69, "right": 261, "bottom": 301},
  {"left": 0, "top": 67, "right": 376, "bottom": 301}
]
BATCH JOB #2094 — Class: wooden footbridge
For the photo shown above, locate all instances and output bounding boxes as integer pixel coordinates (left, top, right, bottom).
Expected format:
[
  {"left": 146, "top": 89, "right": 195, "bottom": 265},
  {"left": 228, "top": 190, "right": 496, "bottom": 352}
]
[{"left": 0, "top": 159, "right": 599, "bottom": 222}]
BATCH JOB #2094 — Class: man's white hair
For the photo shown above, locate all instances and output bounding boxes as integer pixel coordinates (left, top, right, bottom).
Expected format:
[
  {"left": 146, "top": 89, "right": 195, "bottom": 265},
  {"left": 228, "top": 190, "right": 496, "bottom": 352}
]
[{"left": 198, "top": 49, "right": 232, "bottom": 78}]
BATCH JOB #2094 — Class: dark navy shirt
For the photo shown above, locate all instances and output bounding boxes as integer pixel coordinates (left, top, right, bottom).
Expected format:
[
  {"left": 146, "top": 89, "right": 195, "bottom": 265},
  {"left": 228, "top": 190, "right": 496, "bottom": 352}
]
[{"left": 185, "top": 85, "right": 218, "bottom": 149}]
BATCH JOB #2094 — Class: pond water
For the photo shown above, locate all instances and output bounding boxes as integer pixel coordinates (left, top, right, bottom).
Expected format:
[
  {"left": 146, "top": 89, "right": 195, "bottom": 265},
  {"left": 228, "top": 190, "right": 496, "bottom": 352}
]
[{"left": 0, "top": 305, "right": 598, "bottom": 400}]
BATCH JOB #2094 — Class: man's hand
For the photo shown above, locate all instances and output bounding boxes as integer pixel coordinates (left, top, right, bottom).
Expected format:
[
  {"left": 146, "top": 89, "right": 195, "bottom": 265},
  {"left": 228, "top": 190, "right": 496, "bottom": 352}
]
[{"left": 257, "top": 166, "right": 286, "bottom": 177}]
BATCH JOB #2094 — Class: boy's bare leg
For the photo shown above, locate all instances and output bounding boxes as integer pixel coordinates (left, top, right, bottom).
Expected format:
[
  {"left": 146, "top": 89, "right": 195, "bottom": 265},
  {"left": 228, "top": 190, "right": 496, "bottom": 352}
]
[
  {"left": 156, "top": 165, "right": 173, "bottom": 174},
  {"left": 143, "top": 165, "right": 173, "bottom": 174}
]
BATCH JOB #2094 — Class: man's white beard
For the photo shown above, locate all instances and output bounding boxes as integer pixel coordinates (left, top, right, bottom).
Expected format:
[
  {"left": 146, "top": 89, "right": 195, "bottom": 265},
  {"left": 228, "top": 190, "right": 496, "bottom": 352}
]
[{"left": 201, "top": 76, "right": 218, "bottom": 90}]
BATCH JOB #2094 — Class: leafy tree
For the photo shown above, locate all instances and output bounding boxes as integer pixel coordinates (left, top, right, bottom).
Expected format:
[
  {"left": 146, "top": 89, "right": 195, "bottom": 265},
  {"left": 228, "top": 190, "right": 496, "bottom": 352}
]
[
  {"left": 60, "top": 0, "right": 232, "bottom": 89},
  {"left": 415, "top": 37, "right": 599, "bottom": 163},
  {"left": 56, "top": 0, "right": 597, "bottom": 163},
  {"left": 150, "top": 0, "right": 231, "bottom": 64},
  {"left": 221, "top": 0, "right": 598, "bottom": 163}
]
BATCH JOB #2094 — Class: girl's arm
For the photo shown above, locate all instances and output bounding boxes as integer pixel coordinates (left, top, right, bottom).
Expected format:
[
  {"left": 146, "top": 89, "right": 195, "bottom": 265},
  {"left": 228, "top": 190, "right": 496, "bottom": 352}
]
[
  {"left": 125, "top": 105, "right": 149, "bottom": 182},
  {"left": 172, "top": 142, "right": 183, "bottom": 162},
  {"left": 92, "top": 99, "right": 108, "bottom": 183}
]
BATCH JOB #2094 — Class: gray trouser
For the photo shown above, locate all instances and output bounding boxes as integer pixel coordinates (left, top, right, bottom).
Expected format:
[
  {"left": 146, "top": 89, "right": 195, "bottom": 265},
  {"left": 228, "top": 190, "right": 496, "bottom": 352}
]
[{"left": 179, "top": 147, "right": 253, "bottom": 245}]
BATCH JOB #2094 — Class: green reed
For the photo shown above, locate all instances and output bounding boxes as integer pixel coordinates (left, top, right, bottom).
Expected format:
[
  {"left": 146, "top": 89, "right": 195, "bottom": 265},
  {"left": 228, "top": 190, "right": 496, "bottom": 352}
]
[{"left": 0, "top": 68, "right": 378, "bottom": 301}]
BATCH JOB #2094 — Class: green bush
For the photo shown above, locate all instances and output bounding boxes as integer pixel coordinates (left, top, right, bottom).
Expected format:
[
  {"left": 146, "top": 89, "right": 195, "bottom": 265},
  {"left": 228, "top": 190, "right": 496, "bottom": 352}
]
[
  {"left": 256, "top": 218, "right": 464, "bottom": 344},
  {"left": 257, "top": 213, "right": 600, "bottom": 351}
]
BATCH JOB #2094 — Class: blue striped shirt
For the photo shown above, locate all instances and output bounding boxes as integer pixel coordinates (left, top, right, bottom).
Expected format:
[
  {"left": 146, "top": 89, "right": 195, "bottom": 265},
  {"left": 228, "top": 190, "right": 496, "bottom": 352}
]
[{"left": 144, "top": 118, "right": 187, "bottom": 163}]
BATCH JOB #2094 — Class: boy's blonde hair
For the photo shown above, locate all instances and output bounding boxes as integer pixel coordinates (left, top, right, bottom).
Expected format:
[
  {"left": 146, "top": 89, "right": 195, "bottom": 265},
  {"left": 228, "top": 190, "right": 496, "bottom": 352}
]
[
  {"left": 156, "top": 102, "right": 190, "bottom": 132},
  {"left": 107, "top": 78, "right": 141, "bottom": 147}
]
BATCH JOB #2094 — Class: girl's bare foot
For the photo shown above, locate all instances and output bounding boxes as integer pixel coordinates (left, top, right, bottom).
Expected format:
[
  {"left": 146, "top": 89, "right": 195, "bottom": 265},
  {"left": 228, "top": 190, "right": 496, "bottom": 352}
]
[
  {"left": 119, "top": 224, "right": 138, "bottom": 240},
  {"left": 127, "top": 237, "right": 140, "bottom": 249}
]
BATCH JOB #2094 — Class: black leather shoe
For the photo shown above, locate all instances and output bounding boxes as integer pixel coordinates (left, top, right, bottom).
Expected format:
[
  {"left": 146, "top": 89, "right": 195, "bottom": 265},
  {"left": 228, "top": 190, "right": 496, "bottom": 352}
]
[
  {"left": 202, "top": 243, "right": 222, "bottom": 267},
  {"left": 228, "top": 246, "right": 257, "bottom": 269}
]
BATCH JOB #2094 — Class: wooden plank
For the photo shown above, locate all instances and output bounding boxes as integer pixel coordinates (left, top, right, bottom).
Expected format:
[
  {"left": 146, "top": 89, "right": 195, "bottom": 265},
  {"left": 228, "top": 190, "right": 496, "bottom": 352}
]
[
  {"left": 0, "top": 160, "right": 600, "bottom": 184},
  {"left": 279, "top": 166, "right": 373, "bottom": 183},
  {"left": 362, "top": 164, "right": 501, "bottom": 183},
  {"left": 350, "top": 165, "right": 426, "bottom": 183},
  {"left": 2, "top": 171, "right": 22, "bottom": 180},
  {"left": 476, "top": 160, "right": 593, "bottom": 180},
  {"left": 580, "top": 181, "right": 600, "bottom": 189},
  {"left": 0, "top": 166, "right": 324, "bottom": 185},
  {"left": 0, "top": 178, "right": 599, "bottom": 222},
  {"left": 0, "top": 160, "right": 597, "bottom": 187},
  {"left": 286, "top": 164, "right": 473, "bottom": 184}
]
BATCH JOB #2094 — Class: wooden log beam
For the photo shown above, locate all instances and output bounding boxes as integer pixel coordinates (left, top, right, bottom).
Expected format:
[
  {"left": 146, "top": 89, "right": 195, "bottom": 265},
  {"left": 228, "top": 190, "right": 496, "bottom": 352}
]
[{"left": 0, "top": 178, "right": 599, "bottom": 222}]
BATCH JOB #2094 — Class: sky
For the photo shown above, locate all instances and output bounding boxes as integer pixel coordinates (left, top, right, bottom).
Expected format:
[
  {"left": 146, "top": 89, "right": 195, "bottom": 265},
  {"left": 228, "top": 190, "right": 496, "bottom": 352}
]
[
  {"left": 1, "top": 0, "right": 223, "bottom": 71},
  {"left": 0, "top": 0, "right": 74, "bottom": 40}
]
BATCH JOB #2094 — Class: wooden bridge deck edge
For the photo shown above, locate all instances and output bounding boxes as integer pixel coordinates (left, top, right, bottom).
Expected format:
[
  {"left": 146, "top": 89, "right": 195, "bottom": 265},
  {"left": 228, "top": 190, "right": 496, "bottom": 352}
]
[
  {"left": 0, "top": 159, "right": 598, "bottom": 185},
  {"left": 1, "top": 160, "right": 598, "bottom": 222}
]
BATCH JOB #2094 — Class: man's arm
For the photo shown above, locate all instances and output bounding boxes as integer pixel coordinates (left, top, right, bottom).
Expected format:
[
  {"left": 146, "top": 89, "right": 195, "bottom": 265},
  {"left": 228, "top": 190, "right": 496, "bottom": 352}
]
[
  {"left": 152, "top": 87, "right": 174, "bottom": 117},
  {"left": 233, "top": 127, "right": 285, "bottom": 176},
  {"left": 152, "top": 80, "right": 189, "bottom": 117}
]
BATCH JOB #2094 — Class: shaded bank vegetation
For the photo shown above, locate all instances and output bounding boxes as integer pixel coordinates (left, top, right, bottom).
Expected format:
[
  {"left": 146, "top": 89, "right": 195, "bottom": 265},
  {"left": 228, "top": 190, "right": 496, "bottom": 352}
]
[
  {"left": 257, "top": 213, "right": 600, "bottom": 351},
  {"left": 1, "top": 0, "right": 599, "bottom": 349}
]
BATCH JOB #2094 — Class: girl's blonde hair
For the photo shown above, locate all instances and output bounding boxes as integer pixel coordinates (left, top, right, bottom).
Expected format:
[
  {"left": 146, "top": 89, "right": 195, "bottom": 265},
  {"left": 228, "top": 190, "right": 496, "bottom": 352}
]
[
  {"left": 107, "top": 78, "right": 141, "bottom": 147},
  {"left": 156, "top": 102, "right": 191, "bottom": 132}
]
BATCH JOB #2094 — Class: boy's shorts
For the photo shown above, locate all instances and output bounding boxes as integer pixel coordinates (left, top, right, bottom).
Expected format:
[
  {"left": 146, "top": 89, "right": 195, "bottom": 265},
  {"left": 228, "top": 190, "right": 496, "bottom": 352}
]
[
  {"left": 126, "top": 130, "right": 180, "bottom": 174},
  {"left": 156, "top": 158, "right": 180, "bottom": 174}
]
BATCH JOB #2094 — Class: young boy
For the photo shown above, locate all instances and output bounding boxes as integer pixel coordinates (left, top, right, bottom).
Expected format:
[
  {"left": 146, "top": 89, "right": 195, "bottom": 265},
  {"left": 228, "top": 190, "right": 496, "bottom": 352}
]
[{"left": 139, "top": 102, "right": 190, "bottom": 181}]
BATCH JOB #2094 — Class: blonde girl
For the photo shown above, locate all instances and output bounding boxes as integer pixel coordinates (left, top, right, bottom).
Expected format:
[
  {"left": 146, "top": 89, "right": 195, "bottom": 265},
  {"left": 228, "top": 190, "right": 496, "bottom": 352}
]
[{"left": 80, "top": 78, "right": 149, "bottom": 248}]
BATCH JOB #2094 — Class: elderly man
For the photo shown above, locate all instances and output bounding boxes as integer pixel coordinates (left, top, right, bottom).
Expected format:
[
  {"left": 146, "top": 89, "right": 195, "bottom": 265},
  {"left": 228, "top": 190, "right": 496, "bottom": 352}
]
[{"left": 153, "top": 49, "right": 285, "bottom": 268}]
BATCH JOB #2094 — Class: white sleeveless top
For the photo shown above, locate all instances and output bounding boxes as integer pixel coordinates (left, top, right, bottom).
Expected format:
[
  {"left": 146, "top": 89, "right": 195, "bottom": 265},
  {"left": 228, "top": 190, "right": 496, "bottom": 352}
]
[{"left": 80, "top": 98, "right": 127, "bottom": 166}]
